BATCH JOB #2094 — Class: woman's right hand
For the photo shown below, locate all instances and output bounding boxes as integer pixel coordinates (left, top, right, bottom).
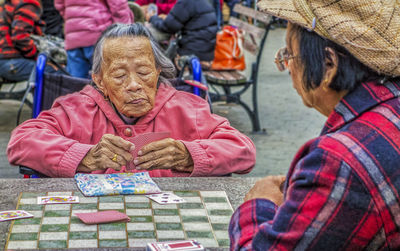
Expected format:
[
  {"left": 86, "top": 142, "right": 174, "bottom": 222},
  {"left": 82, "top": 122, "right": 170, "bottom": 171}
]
[{"left": 77, "top": 134, "right": 135, "bottom": 172}]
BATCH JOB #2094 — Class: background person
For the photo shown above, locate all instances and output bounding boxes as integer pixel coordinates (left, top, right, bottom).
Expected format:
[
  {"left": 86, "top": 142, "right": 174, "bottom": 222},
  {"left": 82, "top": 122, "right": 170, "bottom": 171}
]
[
  {"left": 7, "top": 23, "right": 256, "bottom": 178},
  {"left": 0, "top": 0, "right": 58, "bottom": 82},
  {"left": 229, "top": 0, "right": 400, "bottom": 249},
  {"left": 54, "top": 0, "right": 133, "bottom": 79},
  {"left": 134, "top": 0, "right": 176, "bottom": 17},
  {"left": 147, "top": 0, "right": 218, "bottom": 63}
]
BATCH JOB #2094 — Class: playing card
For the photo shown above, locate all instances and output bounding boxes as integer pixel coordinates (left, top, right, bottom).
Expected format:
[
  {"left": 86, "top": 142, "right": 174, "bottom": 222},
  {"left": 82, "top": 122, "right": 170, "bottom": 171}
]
[
  {"left": 75, "top": 210, "right": 130, "bottom": 225},
  {"left": 146, "top": 240, "right": 204, "bottom": 251},
  {"left": 37, "top": 196, "right": 79, "bottom": 205},
  {"left": 146, "top": 192, "right": 185, "bottom": 205},
  {"left": 0, "top": 210, "right": 34, "bottom": 222},
  {"left": 126, "top": 132, "right": 170, "bottom": 170}
]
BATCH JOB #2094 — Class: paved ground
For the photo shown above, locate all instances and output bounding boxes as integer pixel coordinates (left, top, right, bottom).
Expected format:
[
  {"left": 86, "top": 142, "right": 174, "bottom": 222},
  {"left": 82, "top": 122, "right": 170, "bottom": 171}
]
[{"left": 0, "top": 28, "right": 326, "bottom": 178}]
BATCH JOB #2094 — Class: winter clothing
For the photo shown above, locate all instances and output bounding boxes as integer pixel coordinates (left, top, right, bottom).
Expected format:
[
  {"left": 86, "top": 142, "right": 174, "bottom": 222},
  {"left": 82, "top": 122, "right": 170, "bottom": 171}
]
[
  {"left": 229, "top": 80, "right": 400, "bottom": 250},
  {"left": 8, "top": 84, "right": 256, "bottom": 178},
  {"left": 54, "top": 0, "right": 133, "bottom": 50},
  {"left": 149, "top": 0, "right": 218, "bottom": 61},
  {"left": 41, "top": 0, "right": 63, "bottom": 38},
  {"left": 134, "top": 0, "right": 176, "bottom": 15}
]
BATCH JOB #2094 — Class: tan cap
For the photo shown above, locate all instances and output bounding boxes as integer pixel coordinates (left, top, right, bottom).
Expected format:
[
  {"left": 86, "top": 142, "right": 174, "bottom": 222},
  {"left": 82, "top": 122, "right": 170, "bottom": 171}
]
[{"left": 258, "top": 0, "right": 400, "bottom": 77}]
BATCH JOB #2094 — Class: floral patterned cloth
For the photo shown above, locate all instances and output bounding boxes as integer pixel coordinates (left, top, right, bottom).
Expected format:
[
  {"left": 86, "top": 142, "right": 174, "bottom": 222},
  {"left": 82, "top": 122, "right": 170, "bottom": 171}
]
[{"left": 75, "top": 172, "right": 161, "bottom": 196}]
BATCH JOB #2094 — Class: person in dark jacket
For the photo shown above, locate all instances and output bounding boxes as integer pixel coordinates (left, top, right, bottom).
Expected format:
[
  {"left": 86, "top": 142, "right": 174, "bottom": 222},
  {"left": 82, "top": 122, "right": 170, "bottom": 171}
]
[
  {"left": 41, "top": 0, "right": 63, "bottom": 38},
  {"left": 148, "top": 0, "right": 218, "bottom": 62}
]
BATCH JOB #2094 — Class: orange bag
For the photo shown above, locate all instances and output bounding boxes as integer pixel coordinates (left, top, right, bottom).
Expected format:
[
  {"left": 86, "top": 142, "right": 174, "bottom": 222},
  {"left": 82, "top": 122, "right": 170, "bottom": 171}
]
[{"left": 211, "top": 26, "right": 246, "bottom": 71}]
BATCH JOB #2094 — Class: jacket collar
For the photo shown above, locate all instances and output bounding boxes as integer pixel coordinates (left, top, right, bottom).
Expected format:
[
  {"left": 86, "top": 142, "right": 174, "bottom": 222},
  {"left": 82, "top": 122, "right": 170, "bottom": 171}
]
[
  {"left": 321, "top": 80, "right": 400, "bottom": 135},
  {"left": 81, "top": 83, "right": 177, "bottom": 126}
]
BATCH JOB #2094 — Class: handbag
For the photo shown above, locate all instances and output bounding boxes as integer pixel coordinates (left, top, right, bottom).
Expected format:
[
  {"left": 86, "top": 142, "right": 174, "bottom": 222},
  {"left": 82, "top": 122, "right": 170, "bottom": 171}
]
[{"left": 211, "top": 25, "right": 246, "bottom": 71}]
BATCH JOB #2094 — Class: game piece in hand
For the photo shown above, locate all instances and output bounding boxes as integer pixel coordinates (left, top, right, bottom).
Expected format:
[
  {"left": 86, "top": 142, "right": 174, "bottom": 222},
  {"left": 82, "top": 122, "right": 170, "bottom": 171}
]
[
  {"left": 0, "top": 210, "right": 34, "bottom": 222},
  {"left": 147, "top": 240, "right": 204, "bottom": 251},
  {"left": 146, "top": 192, "right": 185, "bottom": 205},
  {"left": 126, "top": 132, "right": 170, "bottom": 170},
  {"left": 37, "top": 196, "right": 79, "bottom": 205},
  {"left": 75, "top": 210, "right": 130, "bottom": 225}
]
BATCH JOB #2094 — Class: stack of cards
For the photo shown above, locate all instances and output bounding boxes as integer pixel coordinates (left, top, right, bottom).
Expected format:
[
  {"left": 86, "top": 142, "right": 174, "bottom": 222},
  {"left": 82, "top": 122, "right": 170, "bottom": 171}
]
[
  {"left": 0, "top": 210, "right": 33, "bottom": 222},
  {"left": 146, "top": 192, "right": 185, "bottom": 205},
  {"left": 37, "top": 196, "right": 79, "bottom": 205},
  {"left": 126, "top": 132, "right": 170, "bottom": 170},
  {"left": 146, "top": 240, "right": 204, "bottom": 251}
]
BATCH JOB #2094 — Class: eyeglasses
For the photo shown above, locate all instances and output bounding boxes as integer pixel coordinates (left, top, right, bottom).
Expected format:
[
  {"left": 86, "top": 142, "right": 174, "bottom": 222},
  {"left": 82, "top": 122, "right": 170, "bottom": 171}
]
[{"left": 274, "top": 47, "right": 299, "bottom": 72}]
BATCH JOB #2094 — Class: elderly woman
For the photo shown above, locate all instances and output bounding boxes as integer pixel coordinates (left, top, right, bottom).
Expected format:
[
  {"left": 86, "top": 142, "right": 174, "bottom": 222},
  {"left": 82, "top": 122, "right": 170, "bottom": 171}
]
[
  {"left": 7, "top": 23, "right": 256, "bottom": 178},
  {"left": 229, "top": 0, "right": 400, "bottom": 249}
]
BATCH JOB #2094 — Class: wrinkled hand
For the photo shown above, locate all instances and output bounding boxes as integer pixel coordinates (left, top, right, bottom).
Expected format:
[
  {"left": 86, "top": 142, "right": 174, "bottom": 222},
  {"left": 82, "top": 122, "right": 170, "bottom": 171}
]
[
  {"left": 244, "top": 175, "right": 286, "bottom": 206},
  {"left": 77, "top": 134, "right": 135, "bottom": 172},
  {"left": 134, "top": 138, "right": 194, "bottom": 172}
]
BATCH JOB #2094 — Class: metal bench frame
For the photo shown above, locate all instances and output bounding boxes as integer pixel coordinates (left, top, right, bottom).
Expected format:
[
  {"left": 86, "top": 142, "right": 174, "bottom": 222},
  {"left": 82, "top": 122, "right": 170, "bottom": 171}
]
[{"left": 205, "top": 4, "right": 272, "bottom": 133}]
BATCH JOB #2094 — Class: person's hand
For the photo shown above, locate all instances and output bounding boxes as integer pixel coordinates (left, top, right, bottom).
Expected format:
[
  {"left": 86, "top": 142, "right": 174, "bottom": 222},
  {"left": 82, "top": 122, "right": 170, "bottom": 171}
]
[
  {"left": 158, "top": 14, "right": 167, "bottom": 20},
  {"left": 244, "top": 175, "right": 286, "bottom": 206},
  {"left": 77, "top": 134, "right": 135, "bottom": 172},
  {"left": 134, "top": 138, "right": 194, "bottom": 172}
]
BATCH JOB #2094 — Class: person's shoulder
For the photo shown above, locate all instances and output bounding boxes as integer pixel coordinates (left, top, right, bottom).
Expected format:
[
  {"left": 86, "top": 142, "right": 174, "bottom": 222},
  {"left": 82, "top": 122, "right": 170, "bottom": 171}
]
[{"left": 54, "top": 85, "right": 98, "bottom": 109}]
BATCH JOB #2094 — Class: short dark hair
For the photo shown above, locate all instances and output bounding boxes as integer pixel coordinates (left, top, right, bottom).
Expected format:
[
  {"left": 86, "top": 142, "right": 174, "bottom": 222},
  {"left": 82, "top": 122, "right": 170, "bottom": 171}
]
[{"left": 289, "top": 24, "right": 385, "bottom": 92}]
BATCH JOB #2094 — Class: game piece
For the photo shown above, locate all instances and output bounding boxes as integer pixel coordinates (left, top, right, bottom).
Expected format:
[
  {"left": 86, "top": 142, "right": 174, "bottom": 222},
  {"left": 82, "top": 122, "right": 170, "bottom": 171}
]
[
  {"left": 126, "top": 132, "right": 170, "bottom": 170},
  {"left": 146, "top": 240, "right": 204, "bottom": 251},
  {"left": 75, "top": 210, "right": 130, "bottom": 224},
  {"left": 37, "top": 196, "right": 79, "bottom": 204},
  {"left": 0, "top": 210, "right": 33, "bottom": 222},
  {"left": 146, "top": 192, "right": 185, "bottom": 204},
  {"left": 75, "top": 172, "right": 162, "bottom": 196}
]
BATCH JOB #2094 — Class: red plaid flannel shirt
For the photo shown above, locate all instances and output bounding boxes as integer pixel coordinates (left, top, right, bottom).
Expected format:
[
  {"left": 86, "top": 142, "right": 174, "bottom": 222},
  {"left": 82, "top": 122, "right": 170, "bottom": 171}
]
[
  {"left": 229, "top": 80, "right": 400, "bottom": 250},
  {"left": 0, "top": 0, "right": 43, "bottom": 59}
]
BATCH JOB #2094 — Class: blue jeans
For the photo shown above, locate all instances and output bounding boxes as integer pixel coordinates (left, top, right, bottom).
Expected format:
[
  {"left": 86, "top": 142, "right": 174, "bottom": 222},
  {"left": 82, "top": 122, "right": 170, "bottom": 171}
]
[
  {"left": 67, "top": 46, "right": 94, "bottom": 79},
  {"left": 0, "top": 58, "right": 58, "bottom": 82}
]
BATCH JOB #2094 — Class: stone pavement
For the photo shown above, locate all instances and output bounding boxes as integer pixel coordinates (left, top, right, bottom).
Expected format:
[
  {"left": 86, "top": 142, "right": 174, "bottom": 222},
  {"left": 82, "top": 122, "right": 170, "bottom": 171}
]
[{"left": 0, "top": 28, "right": 325, "bottom": 179}]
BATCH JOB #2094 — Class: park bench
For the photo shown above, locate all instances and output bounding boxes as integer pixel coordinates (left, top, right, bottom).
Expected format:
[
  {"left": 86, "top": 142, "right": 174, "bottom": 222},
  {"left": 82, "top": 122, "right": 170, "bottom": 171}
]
[{"left": 204, "top": 4, "right": 272, "bottom": 133}]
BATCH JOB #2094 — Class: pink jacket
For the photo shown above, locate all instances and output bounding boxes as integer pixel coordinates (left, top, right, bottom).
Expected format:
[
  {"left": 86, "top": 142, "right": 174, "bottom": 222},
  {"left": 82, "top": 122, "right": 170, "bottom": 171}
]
[
  {"left": 54, "top": 0, "right": 133, "bottom": 50},
  {"left": 7, "top": 84, "right": 256, "bottom": 178}
]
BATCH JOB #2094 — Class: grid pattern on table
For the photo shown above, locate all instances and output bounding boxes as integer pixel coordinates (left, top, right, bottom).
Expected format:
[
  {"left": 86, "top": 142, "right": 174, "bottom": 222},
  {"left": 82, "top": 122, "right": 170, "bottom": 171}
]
[{"left": 5, "top": 191, "right": 233, "bottom": 249}]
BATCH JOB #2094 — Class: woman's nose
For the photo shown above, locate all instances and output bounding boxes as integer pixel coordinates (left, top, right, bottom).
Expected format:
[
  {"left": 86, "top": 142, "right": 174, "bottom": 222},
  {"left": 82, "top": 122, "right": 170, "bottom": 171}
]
[{"left": 126, "top": 76, "right": 142, "bottom": 91}]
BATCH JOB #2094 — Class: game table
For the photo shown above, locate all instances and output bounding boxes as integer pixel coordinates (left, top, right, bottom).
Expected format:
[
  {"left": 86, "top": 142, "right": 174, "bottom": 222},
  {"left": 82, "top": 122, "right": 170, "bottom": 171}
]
[{"left": 0, "top": 177, "right": 259, "bottom": 250}]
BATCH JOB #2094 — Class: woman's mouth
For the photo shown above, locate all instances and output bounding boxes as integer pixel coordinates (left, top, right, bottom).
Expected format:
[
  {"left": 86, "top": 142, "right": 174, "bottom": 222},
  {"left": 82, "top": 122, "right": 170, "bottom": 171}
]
[{"left": 129, "top": 98, "right": 146, "bottom": 104}]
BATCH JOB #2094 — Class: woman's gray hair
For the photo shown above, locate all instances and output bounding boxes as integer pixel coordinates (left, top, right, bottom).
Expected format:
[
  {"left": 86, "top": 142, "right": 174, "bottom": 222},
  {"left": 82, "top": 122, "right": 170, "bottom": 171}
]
[{"left": 91, "top": 23, "right": 176, "bottom": 85}]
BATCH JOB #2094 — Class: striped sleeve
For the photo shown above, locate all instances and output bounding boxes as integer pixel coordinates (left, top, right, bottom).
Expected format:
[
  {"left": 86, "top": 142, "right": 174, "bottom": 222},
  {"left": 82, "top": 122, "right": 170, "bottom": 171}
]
[
  {"left": 229, "top": 145, "right": 381, "bottom": 250},
  {"left": 11, "top": 2, "right": 42, "bottom": 59}
]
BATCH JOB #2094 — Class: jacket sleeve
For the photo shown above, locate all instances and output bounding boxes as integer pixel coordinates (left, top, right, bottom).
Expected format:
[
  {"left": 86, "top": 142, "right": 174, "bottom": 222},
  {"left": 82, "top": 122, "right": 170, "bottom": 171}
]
[
  {"left": 178, "top": 96, "right": 256, "bottom": 176},
  {"left": 149, "top": 0, "right": 187, "bottom": 34},
  {"left": 105, "top": 0, "right": 133, "bottom": 24},
  {"left": 54, "top": 0, "right": 65, "bottom": 17},
  {"left": 11, "top": 2, "right": 42, "bottom": 59},
  {"left": 229, "top": 145, "right": 378, "bottom": 250},
  {"left": 7, "top": 100, "right": 93, "bottom": 178}
]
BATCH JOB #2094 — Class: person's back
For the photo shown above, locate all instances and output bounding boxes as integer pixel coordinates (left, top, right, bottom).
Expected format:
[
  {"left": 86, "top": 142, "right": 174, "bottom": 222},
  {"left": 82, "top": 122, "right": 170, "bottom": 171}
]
[
  {"left": 41, "top": 0, "right": 63, "bottom": 38},
  {"left": 149, "top": 0, "right": 218, "bottom": 62},
  {"left": 54, "top": 0, "right": 133, "bottom": 78}
]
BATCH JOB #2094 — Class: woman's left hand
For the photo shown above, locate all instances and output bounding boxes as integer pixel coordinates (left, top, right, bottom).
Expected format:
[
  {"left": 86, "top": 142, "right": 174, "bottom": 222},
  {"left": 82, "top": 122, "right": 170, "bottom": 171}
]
[
  {"left": 134, "top": 138, "right": 194, "bottom": 172},
  {"left": 244, "top": 175, "right": 286, "bottom": 206}
]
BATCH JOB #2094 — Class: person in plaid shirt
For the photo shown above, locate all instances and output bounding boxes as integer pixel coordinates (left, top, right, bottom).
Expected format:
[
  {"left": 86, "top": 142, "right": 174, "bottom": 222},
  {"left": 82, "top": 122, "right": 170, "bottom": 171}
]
[
  {"left": 229, "top": 0, "right": 400, "bottom": 250},
  {"left": 0, "top": 0, "right": 56, "bottom": 82}
]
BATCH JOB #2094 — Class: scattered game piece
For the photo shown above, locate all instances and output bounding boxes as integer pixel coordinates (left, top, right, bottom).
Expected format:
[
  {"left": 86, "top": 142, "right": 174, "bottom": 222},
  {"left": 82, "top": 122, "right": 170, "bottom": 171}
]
[
  {"left": 37, "top": 196, "right": 79, "bottom": 205},
  {"left": 0, "top": 210, "right": 33, "bottom": 222},
  {"left": 146, "top": 192, "right": 185, "bottom": 205},
  {"left": 75, "top": 210, "right": 130, "bottom": 225},
  {"left": 146, "top": 240, "right": 204, "bottom": 251},
  {"left": 126, "top": 132, "right": 170, "bottom": 170},
  {"left": 75, "top": 172, "right": 162, "bottom": 196}
]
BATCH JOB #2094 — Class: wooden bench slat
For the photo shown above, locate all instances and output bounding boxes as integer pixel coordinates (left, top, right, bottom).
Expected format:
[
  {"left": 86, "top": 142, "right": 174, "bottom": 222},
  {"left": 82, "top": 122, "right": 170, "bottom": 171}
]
[
  {"left": 232, "top": 4, "right": 272, "bottom": 24},
  {"left": 204, "top": 70, "right": 246, "bottom": 85},
  {"left": 243, "top": 38, "right": 258, "bottom": 54},
  {"left": 229, "top": 17, "right": 265, "bottom": 39}
]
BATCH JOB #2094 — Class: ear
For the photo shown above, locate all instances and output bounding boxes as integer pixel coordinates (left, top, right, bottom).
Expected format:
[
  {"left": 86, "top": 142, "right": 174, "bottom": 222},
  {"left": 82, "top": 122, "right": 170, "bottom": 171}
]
[
  {"left": 92, "top": 73, "right": 108, "bottom": 97},
  {"left": 321, "top": 47, "right": 338, "bottom": 89}
]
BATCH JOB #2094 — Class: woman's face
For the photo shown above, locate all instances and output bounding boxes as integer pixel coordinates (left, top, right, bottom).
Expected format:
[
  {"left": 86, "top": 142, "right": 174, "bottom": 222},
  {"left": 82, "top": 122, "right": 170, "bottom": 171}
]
[
  {"left": 286, "top": 24, "right": 318, "bottom": 109},
  {"left": 94, "top": 36, "right": 160, "bottom": 118}
]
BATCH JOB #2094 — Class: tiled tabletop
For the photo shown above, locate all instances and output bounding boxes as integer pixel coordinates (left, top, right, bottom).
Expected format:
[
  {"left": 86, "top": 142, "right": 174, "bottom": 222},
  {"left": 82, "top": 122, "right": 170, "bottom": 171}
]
[
  {"left": 6, "top": 191, "right": 233, "bottom": 249},
  {"left": 0, "top": 177, "right": 259, "bottom": 250}
]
